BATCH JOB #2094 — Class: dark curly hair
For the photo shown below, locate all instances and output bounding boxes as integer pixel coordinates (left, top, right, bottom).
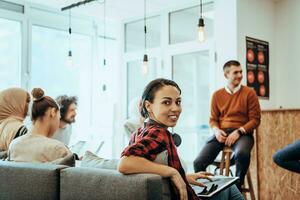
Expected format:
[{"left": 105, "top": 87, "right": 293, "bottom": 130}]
[{"left": 56, "top": 95, "right": 78, "bottom": 120}]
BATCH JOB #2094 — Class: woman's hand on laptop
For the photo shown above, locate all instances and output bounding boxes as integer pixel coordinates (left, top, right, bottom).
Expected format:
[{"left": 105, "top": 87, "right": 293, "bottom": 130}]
[{"left": 186, "top": 171, "right": 214, "bottom": 187}]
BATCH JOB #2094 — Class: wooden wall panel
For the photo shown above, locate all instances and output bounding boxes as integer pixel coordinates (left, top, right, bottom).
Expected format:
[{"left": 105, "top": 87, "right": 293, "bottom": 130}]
[
  {"left": 249, "top": 131, "right": 258, "bottom": 199},
  {"left": 251, "top": 110, "right": 300, "bottom": 200}
]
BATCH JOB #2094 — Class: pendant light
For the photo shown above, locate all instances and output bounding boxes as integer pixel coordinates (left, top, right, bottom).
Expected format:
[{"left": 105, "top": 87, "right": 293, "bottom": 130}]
[
  {"left": 141, "top": 0, "right": 148, "bottom": 75},
  {"left": 197, "top": 0, "right": 205, "bottom": 42},
  {"left": 66, "top": 10, "right": 73, "bottom": 68}
]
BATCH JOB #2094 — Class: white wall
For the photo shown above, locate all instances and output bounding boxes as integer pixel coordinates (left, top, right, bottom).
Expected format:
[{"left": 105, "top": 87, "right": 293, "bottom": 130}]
[
  {"left": 214, "top": 0, "right": 238, "bottom": 89},
  {"left": 236, "top": 0, "right": 276, "bottom": 109},
  {"left": 236, "top": 0, "right": 300, "bottom": 109},
  {"left": 274, "top": 0, "right": 300, "bottom": 109}
]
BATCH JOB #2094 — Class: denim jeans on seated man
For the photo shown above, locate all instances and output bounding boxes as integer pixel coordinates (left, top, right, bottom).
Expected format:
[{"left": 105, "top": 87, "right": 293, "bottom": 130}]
[
  {"left": 273, "top": 140, "right": 300, "bottom": 173},
  {"left": 194, "top": 128, "right": 254, "bottom": 190},
  {"left": 204, "top": 185, "right": 244, "bottom": 200}
]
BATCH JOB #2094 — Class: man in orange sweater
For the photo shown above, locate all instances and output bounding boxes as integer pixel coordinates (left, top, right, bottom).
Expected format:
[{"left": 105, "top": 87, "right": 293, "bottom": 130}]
[{"left": 194, "top": 60, "right": 261, "bottom": 189}]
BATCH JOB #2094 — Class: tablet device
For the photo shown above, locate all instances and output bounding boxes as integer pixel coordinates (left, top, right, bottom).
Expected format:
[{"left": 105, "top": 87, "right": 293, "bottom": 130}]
[{"left": 192, "top": 176, "right": 239, "bottom": 198}]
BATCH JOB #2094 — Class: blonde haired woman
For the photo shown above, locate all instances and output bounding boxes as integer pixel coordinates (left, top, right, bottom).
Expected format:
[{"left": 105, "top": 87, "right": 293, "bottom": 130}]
[{"left": 0, "top": 88, "right": 30, "bottom": 152}]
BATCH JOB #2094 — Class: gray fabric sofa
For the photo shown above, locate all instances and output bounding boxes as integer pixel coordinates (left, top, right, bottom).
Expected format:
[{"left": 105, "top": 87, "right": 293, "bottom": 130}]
[
  {"left": 0, "top": 161, "right": 67, "bottom": 200},
  {"left": 0, "top": 161, "right": 171, "bottom": 200}
]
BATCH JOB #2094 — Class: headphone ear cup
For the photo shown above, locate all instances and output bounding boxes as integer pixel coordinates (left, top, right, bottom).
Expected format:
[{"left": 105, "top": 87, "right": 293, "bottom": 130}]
[{"left": 172, "top": 133, "right": 182, "bottom": 147}]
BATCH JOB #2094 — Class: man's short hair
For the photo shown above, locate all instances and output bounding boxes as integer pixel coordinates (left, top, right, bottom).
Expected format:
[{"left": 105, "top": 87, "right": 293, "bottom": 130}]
[
  {"left": 56, "top": 95, "right": 78, "bottom": 120},
  {"left": 223, "top": 60, "right": 241, "bottom": 72}
]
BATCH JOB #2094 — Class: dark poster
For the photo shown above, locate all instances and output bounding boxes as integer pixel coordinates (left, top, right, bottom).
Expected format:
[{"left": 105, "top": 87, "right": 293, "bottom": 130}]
[{"left": 246, "top": 37, "right": 269, "bottom": 99}]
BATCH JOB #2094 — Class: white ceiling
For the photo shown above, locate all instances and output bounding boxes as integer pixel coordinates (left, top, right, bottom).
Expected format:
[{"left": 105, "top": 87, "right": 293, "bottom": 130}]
[{"left": 24, "top": 0, "right": 201, "bottom": 21}]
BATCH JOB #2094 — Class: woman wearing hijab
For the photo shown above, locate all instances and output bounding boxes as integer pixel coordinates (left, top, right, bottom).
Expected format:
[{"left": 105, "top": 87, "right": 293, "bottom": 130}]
[{"left": 0, "top": 88, "right": 30, "bottom": 152}]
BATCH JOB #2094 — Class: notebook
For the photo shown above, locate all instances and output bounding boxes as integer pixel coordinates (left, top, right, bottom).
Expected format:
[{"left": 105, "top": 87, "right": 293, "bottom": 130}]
[{"left": 192, "top": 176, "right": 239, "bottom": 198}]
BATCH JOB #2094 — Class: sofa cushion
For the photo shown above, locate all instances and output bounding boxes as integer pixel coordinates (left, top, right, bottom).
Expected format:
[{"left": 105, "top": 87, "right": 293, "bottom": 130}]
[
  {"left": 81, "top": 150, "right": 168, "bottom": 170},
  {"left": 60, "top": 167, "right": 169, "bottom": 200},
  {"left": 154, "top": 150, "right": 168, "bottom": 165},
  {"left": 0, "top": 161, "right": 67, "bottom": 200},
  {"left": 81, "top": 151, "right": 119, "bottom": 170},
  {"left": 0, "top": 151, "right": 7, "bottom": 160},
  {"left": 51, "top": 153, "right": 76, "bottom": 167}
]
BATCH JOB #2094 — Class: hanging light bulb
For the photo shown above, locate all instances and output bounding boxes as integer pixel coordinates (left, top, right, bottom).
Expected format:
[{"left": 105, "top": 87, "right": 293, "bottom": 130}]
[
  {"left": 198, "top": 18, "right": 205, "bottom": 42},
  {"left": 141, "top": 0, "right": 149, "bottom": 75},
  {"left": 142, "top": 54, "right": 149, "bottom": 75},
  {"left": 66, "top": 50, "right": 73, "bottom": 68},
  {"left": 197, "top": 0, "right": 205, "bottom": 42}
]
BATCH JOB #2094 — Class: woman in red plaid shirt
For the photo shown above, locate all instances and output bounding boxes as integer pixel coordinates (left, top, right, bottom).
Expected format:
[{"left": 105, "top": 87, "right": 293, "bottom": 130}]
[{"left": 118, "top": 78, "right": 243, "bottom": 200}]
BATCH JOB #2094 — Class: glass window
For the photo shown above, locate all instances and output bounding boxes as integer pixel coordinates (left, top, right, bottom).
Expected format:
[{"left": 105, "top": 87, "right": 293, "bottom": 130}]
[
  {"left": 31, "top": 25, "right": 92, "bottom": 142},
  {"left": 127, "top": 58, "right": 157, "bottom": 116},
  {"left": 172, "top": 51, "right": 211, "bottom": 172},
  {"left": 0, "top": 18, "right": 21, "bottom": 90},
  {"left": 125, "top": 16, "right": 161, "bottom": 52},
  {"left": 90, "top": 37, "right": 119, "bottom": 158},
  {"left": 169, "top": 4, "right": 214, "bottom": 44}
]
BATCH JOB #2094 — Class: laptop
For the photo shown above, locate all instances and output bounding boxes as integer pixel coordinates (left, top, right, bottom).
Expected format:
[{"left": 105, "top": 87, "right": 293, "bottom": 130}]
[
  {"left": 69, "top": 141, "right": 87, "bottom": 155},
  {"left": 94, "top": 141, "right": 105, "bottom": 155},
  {"left": 192, "top": 176, "right": 239, "bottom": 198},
  {"left": 69, "top": 140, "right": 105, "bottom": 157}
]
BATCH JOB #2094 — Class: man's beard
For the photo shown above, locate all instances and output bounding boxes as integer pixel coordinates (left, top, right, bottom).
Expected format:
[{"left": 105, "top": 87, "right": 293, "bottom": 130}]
[{"left": 62, "top": 117, "right": 75, "bottom": 124}]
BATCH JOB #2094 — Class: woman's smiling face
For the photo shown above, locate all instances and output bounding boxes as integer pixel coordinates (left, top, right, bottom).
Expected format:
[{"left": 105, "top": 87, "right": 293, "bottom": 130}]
[{"left": 145, "top": 85, "right": 182, "bottom": 127}]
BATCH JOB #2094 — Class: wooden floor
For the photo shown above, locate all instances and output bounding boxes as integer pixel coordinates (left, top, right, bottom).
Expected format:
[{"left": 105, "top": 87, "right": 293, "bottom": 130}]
[{"left": 250, "top": 109, "right": 300, "bottom": 200}]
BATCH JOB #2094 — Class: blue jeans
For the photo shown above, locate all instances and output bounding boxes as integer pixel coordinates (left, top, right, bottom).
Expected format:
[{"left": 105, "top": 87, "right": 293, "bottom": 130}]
[
  {"left": 194, "top": 134, "right": 254, "bottom": 188},
  {"left": 208, "top": 185, "right": 244, "bottom": 200},
  {"left": 273, "top": 140, "right": 300, "bottom": 173}
]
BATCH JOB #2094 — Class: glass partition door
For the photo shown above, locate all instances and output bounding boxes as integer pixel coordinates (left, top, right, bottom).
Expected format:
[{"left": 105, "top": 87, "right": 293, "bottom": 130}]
[
  {"left": 0, "top": 17, "right": 22, "bottom": 90},
  {"left": 127, "top": 58, "right": 158, "bottom": 117},
  {"left": 31, "top": 25, "right": 93, "bottom": 143},
  {"left": 172, "top": 50, "right": 212, "bottom": 172}
]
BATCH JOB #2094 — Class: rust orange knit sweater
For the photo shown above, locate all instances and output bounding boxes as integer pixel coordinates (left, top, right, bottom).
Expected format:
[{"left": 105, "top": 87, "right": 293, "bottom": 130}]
[{"left": 209, "top": 86, "right": 261, "bottom": 133}]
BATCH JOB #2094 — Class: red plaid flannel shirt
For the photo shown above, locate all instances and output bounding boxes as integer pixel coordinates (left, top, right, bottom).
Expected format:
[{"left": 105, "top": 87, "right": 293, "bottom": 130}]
[{"left": 121, "top": 119, "right": 199, "bottom": 200}]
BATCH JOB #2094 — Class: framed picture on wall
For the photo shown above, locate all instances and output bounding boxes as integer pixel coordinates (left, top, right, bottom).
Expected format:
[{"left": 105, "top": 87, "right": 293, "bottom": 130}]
[{"left": 246, "top": 36, "right": 269, "bottom": 99}]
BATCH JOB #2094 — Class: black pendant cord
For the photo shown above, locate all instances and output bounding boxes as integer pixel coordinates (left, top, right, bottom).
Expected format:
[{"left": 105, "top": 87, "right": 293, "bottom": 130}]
[
  {"left": 144, "top": 0, "right": 147, "bottom": 53},
  {"left": 103, "top": 0, "right": 106, "bottom": 66},
  {"left": 200, "top": 0, "right": 203, "bottom": 18},
  {"left": 68, "top": 9, "right": 72, "bottom": 56}
]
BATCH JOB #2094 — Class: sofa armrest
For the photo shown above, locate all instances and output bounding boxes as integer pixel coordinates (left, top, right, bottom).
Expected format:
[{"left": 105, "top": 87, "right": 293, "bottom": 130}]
[
  {"left": 60, "top": 167, "right": 171, "bottom": 200},
  {"left": 0, "top": 161, "right": 67, "bottom": 200}
]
